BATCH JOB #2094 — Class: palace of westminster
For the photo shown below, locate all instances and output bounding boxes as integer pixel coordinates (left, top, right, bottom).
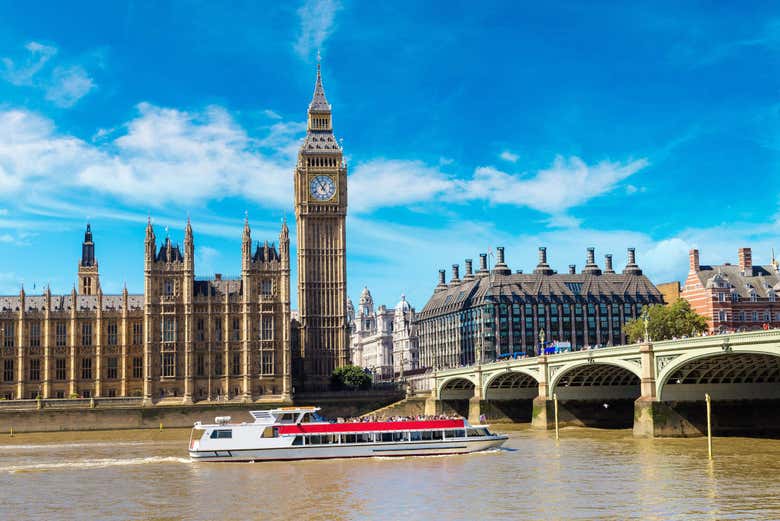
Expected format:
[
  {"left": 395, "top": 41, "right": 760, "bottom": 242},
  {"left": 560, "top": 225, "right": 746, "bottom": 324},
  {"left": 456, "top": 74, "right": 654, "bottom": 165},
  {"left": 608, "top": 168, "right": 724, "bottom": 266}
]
[{"left": 0, "top": 65, "right": 665, "bottom": 403}]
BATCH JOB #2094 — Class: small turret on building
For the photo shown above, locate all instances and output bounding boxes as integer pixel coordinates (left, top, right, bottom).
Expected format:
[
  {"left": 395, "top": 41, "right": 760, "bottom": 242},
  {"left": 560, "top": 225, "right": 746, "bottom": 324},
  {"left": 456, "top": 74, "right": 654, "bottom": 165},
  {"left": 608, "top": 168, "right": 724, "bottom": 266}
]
[{"left": 77, "top": 223, "right": 100, "bottom": 295}]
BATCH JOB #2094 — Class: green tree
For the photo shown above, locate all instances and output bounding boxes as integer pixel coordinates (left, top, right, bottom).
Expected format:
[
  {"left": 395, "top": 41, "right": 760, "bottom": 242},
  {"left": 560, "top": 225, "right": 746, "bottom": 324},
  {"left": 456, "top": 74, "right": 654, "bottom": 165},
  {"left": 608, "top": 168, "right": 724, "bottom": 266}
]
[
  {"left": 330, "top": 365, "right": 372, "bottom": 391},
  {"left": 624, "top": 299, "right": 708, "bottom": 343}
]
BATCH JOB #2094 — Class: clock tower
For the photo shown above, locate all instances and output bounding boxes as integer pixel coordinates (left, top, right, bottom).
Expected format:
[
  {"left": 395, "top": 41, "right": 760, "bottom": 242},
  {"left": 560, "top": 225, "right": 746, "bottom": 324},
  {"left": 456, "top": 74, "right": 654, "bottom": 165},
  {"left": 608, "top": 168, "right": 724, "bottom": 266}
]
[{"left": 294, "top": 63, "right": 349, "bottom": 389}]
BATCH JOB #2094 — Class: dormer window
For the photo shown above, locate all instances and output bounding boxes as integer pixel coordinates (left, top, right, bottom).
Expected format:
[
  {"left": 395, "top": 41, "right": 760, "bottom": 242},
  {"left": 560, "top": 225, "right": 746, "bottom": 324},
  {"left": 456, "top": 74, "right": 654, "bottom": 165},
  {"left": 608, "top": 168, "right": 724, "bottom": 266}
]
[{"left": 750, "top": 292, "right": 758, "bottom": 302}]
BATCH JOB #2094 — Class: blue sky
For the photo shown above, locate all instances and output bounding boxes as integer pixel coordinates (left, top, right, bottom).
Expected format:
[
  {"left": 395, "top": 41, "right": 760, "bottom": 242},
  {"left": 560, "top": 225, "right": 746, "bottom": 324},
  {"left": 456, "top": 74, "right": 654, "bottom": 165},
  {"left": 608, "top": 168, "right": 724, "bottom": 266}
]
[{"left": 0, "top": 1, "right": 779, "bottom": 310}]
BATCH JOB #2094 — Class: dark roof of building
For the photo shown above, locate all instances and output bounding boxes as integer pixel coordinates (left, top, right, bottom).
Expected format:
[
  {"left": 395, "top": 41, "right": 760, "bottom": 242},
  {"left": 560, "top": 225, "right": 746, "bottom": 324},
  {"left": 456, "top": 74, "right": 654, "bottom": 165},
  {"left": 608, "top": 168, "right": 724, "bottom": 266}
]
[
  {"left": 418, "top": 272, "right": 662, "bottom": 320},
  {"left": 692, "top": 264, "right": 780, "bottom": 298},
  {"left": 0, "top": 294, "right": 144, "bottom": 312},
  {"left": 156, "top": 239, "right": 184, "bottom": 263},
  {"left": 253, "top": 242, "right": 281, "bottom": 263},
  {"left": 194, "top": 278, "right": 243, "bottom": 298}
]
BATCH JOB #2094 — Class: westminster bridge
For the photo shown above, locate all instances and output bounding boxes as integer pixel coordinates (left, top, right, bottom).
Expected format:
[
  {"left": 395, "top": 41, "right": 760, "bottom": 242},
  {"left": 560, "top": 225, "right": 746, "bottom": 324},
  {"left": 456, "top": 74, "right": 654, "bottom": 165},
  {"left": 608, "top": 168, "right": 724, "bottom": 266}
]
[{"left": 421, "top": 330, "right": 780, "bottom": 437}]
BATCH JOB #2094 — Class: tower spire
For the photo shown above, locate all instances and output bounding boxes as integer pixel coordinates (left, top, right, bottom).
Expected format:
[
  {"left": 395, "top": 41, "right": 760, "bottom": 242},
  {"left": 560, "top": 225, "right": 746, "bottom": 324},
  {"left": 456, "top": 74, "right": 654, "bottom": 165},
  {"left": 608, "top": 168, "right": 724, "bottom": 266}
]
[{"left": 309, "top": 59, "right": 331, "bottom": 113}]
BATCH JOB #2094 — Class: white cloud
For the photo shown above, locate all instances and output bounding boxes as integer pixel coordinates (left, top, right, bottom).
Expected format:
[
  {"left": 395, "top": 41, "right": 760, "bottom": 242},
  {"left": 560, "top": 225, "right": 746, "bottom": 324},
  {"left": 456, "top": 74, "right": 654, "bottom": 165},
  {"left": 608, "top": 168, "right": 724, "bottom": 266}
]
[
  {"left": 349, "top": 159, "right": 453, "bottom": 212},
  {"left": 263, "top": 109, "right": 282, "bottom": 120},
  {"left": 1, "top": 41, "right": 57, "bottom": 85},
  {"left": 294, "top": 0, "right": 342, "bottom": 59},
  {"left": 0, "top": 209, "right": 7, "bottom": 216},
  {"left": 500, "top": 150, "right": 519, "bottom": 162},
  {"left": 196, "top": 245, "right": 221, "bottom": 274},
  {"left": 0, "top": 105, "right": 304, "bottom": 209},
  {"left": 1, "top": 41, "right": 96, "bottom": 107},
  {"left": 45, "top": 65, "right": 95, "bottom": 107},
  {"left": 465, "top": 155, "right": 649, "bottom": 213}
]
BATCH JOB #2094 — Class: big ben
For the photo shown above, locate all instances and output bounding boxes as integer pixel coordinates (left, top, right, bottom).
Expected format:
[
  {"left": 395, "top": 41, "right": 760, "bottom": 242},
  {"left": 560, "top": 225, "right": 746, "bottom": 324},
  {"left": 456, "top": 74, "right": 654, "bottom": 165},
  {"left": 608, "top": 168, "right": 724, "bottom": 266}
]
[{"left": 294, "top": 63, "right": 349, "bottom": 389}]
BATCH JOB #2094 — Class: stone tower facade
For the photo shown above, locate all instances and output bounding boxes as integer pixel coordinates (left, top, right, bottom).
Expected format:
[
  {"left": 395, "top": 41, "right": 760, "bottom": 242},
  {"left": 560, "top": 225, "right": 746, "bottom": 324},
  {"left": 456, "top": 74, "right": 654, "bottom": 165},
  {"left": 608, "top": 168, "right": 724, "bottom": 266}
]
[
  {"left": 77, "top": 224, "right": 100, "bottom": 295},
  {"left": 294, "top": 63, "right": 349, "bottom": 389}
]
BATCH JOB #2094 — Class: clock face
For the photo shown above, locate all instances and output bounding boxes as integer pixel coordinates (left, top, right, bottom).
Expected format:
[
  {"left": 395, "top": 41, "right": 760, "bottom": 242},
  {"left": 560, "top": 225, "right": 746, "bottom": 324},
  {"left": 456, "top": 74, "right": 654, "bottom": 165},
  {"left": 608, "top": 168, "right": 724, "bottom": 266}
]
[{"left": 309, "top": 175, "right": 336, "bottom": 201}]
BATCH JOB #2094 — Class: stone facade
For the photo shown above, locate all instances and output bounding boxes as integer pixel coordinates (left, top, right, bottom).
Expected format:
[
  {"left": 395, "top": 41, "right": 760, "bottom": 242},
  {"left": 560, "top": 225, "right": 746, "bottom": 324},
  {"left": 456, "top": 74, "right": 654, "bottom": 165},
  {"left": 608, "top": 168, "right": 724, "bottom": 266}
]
[
  {"left": 681, "top": 247, "right": 780, "bottom": 332},
  {"left": 348, "top": 289, "right": 419, "bottom": 380},
  {"left": 0, "top": 220, "right": 291, "bottom": 403},
  {"left": 417, "top": 246, "right": 663, "bottom": 371},
  {"left": 294, "top": 63, "right": 349, "bottom": 390}
]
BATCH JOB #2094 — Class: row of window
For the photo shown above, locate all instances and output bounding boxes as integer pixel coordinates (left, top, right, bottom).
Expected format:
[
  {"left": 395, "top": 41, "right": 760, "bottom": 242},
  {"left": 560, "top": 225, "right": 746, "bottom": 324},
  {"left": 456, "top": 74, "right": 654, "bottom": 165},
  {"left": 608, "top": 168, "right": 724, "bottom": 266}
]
[
  {"left": 0, "top": 321, "right": 144, "bottom": 348},
  {"left": 717, "top": 292, "right": 776, "bottom": 303},
  {"left": 1, "top": 350, "right": 279, "bottom": 382},
  {"left": 0, "top": 316, "right": 276, "bottom": 348},
  {"left": 716, "top": 311, "right": 779, "bottom": 322},
  {"left": 2, "top": 357, "right": 144, "bottom": 382}
]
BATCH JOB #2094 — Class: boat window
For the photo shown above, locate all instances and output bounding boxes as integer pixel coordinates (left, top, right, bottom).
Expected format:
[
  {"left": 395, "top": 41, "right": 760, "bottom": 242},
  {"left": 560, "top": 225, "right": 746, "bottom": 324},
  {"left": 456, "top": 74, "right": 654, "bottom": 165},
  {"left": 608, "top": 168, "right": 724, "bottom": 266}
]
[
  {"left": 210, "top": 429, "right": 232, "bottom": 439},
  {"left": 467, "top": 429, "right": 481, "bottom": 437},
  {"left": 455, "top": 430, "right": 466, "bottom": 438},
  {"left": 410, "top": 431, "right": 422, "bottom": 441},
  {"left": 292, "top": 436, "right": 304, "bottom": 446},
  {"left": 431, "top": 430, "right": 443, "bottom": 440},
  {"left": 344, "top": 434, "right": 357, "bottom": 444},
  {"left": 421, "top": 431, "right": 434, "bottom": 441},
  {"left": 261, "top": 427, "right": 278, "bottom": 438},
  {"left": 356, "top": 433, "right": 373, "bottom": 443}
]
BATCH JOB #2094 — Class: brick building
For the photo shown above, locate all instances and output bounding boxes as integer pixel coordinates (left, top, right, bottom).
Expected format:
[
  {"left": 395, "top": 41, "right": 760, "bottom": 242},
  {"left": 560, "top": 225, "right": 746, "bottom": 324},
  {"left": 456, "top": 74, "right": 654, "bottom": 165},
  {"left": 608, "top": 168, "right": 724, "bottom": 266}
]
[{"left": 681, "top": 247, "right": 780, "bottom": 332}]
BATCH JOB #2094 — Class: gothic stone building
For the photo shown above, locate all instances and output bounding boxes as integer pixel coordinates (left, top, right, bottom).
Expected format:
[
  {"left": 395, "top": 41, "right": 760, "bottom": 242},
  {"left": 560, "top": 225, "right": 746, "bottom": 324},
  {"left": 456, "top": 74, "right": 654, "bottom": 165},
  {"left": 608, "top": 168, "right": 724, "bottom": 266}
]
[
  {"left": 681, "top": 247, "right": 780, "bottom": 332},
  {"left": 417, "top": 246, "right": 663, "bottom": 371},
  {"left": 294, "top": 63, "right": 350, "bottom": 390},
  {"left": 0, "top": 220, "right": 291, "bottom": 403}
]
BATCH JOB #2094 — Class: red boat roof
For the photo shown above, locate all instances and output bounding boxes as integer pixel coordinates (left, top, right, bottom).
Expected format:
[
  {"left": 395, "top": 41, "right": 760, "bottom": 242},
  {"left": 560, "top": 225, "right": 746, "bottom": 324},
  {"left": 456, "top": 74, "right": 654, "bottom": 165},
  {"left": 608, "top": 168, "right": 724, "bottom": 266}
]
[{"left": 277, "top": 419, "right": 465, "bottom": 435}]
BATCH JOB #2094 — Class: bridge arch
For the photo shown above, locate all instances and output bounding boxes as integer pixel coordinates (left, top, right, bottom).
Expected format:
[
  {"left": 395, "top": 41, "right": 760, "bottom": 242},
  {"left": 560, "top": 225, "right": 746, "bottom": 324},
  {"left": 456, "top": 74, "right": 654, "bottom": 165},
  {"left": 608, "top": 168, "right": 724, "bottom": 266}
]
[
  {"left": 550, "top": 360, "right": 641, "bottom": 400},
  {"left": 658, "top": 350, "right": 780, "bottom": 401},
  {"left": 484, "top": 370, "right": 540, "bottom": 401},
  {"left": 438, "top": 376, "right": 477, "bottom": 400}
]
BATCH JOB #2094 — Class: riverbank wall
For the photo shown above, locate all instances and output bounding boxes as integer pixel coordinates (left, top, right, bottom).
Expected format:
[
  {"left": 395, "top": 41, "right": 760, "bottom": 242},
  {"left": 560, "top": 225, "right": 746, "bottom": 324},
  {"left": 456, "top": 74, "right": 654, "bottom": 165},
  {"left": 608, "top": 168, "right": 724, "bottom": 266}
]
[{"left": 0, "top": 390, "right": 404, "bottom": 434}]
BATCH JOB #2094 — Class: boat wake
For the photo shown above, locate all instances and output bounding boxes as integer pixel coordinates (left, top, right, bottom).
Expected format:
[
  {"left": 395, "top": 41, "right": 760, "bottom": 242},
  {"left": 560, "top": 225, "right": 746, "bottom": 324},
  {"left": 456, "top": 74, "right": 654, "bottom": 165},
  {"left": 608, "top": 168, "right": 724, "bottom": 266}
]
[
  {"left": 2, "top": 456, "right": 191, "bottom": 474},
  {"left": 374, "top": 448, "right": 505, "bottom": 461}
]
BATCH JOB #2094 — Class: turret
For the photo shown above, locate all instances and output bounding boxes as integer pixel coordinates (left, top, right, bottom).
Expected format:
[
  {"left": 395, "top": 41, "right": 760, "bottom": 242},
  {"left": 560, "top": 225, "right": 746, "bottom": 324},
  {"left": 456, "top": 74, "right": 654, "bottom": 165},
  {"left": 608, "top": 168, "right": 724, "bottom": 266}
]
[
  {"left": 78, "top": 223, "right": 100, "bottom": 295},
  {"left": 242, "top": 216, "right": 252, "bottom": 272},
  {"left": 184, "top": 217, "right": 194, "bottom": 271},
  {"left": 145, "top": 217, "right": 156, "bottom": 268}
]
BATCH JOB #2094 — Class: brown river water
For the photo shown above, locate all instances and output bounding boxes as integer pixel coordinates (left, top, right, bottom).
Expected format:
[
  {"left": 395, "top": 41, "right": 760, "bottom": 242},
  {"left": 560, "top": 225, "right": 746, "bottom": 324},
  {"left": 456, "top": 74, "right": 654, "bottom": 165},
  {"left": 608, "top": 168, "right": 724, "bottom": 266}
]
[{"left": 1, "top": 426, "right": 779, "bottom": 521}]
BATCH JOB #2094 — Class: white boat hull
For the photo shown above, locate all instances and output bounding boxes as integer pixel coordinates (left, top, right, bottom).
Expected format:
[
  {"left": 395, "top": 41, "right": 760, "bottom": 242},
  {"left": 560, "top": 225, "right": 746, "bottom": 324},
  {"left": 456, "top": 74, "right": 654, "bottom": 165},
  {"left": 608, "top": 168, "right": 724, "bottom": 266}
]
[{"left": 189, "top": 436, "right": 507, "bottom": 462}]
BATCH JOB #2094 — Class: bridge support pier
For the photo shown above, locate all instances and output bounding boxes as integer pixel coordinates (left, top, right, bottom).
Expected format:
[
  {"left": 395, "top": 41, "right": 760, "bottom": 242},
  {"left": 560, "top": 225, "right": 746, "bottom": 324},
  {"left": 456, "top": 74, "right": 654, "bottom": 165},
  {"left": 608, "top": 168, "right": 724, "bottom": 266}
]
[{"left": 531, "top": 397, "right": 555, "bottom": 430}]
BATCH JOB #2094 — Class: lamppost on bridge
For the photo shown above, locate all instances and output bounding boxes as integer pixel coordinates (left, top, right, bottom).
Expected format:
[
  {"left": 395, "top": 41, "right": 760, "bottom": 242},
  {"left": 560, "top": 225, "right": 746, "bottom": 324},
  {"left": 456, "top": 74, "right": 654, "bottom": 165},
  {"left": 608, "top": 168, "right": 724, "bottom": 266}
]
[
  {"left": 539, "top": 328, "right": 546, "bottom": 356},
  {"left": 642, "top": 307, "right": 650, "bottom": 343}
]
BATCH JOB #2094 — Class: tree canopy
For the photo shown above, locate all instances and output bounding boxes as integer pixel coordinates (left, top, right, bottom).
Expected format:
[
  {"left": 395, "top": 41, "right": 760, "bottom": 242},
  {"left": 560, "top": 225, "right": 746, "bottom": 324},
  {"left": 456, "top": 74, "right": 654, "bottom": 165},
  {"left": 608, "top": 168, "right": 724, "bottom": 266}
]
[
  {"left": 624, "top": 299, "right": 708, "bottom": 343},
  {"left": 330, "top": 365, "right": 372, "bottom": 391}
]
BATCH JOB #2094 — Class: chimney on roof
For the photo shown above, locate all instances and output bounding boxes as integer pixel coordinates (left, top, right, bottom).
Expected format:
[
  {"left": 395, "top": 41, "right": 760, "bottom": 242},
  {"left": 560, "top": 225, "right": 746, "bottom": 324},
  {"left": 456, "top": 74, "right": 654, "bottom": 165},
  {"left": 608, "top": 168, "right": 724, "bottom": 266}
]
[
  {"left": 738, "top": 247, "right": 753, "bottom": 276},
  {"left": 569, "top": 264, "right": 576, "bottom": 274},
  {"left": 583, "top": 247, "right": 601, "bottom": 275},
  {"left": 435, "top": 269, "right": 447, "bottom": 292},
  {"left": 623, "top": 247, "right": 643, "bottom": 275},
  {"left": 493, "top": 246, "right": 512, "bottom": 275},
  {"left": 451, "top": 264, "right": 461, "bottom": 284},
  {"left": 534, "top": 246, "right": 554, "bottom": 275},
  {"left": 463, "top": 259, "right": 474, "bottom": 280},
  {"left": 477, "top": 253, "right": 489, "bottom": 276},
  {"left": 604, "top": 254, "right": 615, "bottom": 274},
  {"left": 689, "top": 249, "right": 700, "bottom": 272}
]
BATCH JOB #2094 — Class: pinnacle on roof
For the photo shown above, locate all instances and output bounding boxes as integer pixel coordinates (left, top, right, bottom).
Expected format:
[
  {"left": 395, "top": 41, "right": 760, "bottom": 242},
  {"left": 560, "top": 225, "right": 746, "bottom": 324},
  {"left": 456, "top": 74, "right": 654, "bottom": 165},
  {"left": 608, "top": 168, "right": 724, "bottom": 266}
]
[{"left": 309, "top": 62, "right": 331, "bottom": 113}]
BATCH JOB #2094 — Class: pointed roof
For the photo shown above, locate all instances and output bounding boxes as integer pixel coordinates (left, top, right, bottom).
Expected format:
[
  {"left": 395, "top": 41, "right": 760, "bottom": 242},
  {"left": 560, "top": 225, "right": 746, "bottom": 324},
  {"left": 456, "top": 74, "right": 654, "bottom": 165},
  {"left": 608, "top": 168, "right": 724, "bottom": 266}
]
[{"left": 309, "top": 63, "right": 331, "bottom": 113}]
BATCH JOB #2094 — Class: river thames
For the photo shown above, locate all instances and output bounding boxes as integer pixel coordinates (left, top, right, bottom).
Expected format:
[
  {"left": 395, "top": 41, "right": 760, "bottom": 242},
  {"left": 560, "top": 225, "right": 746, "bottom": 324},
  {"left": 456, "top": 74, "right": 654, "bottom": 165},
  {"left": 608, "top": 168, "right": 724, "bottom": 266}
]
[{"left": 1, "top": 426, "right": 779, "bottom": 521}]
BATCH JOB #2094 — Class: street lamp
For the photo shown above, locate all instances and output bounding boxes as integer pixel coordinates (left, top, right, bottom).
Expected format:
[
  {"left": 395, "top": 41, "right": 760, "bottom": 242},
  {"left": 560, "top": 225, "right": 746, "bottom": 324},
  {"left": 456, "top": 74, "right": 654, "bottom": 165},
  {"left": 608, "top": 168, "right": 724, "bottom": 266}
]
[{"left": 538, "top": 328, "right": 546, "bottom": 356}]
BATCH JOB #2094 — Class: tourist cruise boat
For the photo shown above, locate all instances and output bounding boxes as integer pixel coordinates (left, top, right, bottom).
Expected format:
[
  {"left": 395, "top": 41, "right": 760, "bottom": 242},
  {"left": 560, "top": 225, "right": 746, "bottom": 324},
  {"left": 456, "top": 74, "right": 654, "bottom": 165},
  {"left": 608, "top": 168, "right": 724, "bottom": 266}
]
[{"left": 188, "top": 406, "right": 507, "bottom": 462}]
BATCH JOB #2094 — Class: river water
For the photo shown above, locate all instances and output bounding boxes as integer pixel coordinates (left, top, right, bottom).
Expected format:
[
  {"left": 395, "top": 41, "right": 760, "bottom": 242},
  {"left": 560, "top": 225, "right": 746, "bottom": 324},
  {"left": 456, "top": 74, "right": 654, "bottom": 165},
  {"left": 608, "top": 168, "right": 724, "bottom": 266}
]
[{"left": 1, "top": 426, "right": 778, "bottom": 521}]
